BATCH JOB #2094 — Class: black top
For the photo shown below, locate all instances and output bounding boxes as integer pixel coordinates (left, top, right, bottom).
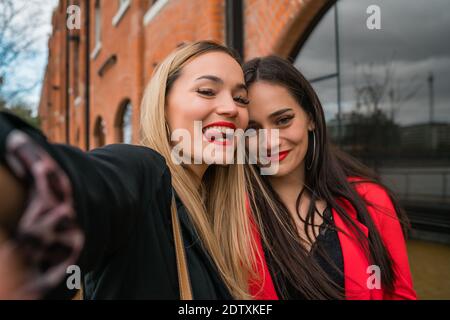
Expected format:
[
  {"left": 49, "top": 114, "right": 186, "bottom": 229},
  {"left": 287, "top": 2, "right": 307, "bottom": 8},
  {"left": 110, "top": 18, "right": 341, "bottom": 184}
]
[
  {"left": 0, "top": 111, "right": 232, "bottom": 299},
  {"left": 264, "top": 206, "right": 345, "bottom": 299}
]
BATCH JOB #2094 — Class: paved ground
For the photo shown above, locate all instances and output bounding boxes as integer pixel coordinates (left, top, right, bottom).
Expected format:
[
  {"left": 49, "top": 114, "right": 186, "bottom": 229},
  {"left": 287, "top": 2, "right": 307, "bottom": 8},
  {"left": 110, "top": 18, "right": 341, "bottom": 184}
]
[
  {"left": 407, "top": 239, "right": 450, "bottom": 299},
  {"left": 73, "top": 239, "right": 450, "bottom": 300}
]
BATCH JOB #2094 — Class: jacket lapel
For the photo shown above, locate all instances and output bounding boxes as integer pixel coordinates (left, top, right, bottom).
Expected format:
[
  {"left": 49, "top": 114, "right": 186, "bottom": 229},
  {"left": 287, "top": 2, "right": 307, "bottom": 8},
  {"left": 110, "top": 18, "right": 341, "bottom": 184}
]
[
  {"left": 332, "top": 202, "right": 371, "bottom": 300},
  {"left": 174, "top": 193, "right": 233, "bottom": 299}
]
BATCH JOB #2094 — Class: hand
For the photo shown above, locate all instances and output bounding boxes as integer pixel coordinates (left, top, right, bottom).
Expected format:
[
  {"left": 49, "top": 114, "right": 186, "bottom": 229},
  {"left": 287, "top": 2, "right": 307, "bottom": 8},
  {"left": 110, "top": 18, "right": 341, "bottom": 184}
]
[
  {"left": 0, "top": 229, "right": 28, "bottom": 299},
  {"left": 0, "top": 130, "right": 84, "bottom": 299},
  {"left": 0, "top": 164, "right": 26, "bottom": 230}
]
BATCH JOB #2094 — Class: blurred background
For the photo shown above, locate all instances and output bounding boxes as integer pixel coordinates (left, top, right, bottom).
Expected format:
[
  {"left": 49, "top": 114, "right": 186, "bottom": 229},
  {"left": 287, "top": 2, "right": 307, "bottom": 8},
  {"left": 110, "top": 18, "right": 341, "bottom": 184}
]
[{"left": 0, "top": 0, "right": 448, "bottom": 299}]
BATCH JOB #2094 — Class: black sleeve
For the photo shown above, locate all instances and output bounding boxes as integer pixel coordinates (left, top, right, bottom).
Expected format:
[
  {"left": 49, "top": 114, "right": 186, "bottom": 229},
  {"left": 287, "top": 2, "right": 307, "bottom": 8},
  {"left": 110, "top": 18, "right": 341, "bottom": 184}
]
[{"left": 0, "top": 111, "right": 170, "bottom": 273}]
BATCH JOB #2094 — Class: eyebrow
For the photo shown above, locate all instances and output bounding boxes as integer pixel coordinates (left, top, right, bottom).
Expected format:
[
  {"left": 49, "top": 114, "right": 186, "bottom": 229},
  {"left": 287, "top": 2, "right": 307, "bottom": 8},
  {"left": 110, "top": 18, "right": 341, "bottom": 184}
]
[
  {"left": 195, "top": 75, "right": 248, "bottom": 92},
  {"left": 247, "top": 108, "right": 293, "bottom": 127},
  {"left": 269, "top": 108, "right": 293, "bottom": 118}
]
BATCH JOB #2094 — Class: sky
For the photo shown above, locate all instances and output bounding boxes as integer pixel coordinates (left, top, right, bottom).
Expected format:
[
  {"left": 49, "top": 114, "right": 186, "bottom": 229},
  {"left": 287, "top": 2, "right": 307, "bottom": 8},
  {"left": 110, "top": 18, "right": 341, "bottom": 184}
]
[
  {"left": 2, "top": 0, "right": 58, "bottom": 114},
  {"left": 30, "top": 0, "right": 59, "bottom": 114},
  {"left": 295, "top": 0, "right": 450, "bottom": 126}
]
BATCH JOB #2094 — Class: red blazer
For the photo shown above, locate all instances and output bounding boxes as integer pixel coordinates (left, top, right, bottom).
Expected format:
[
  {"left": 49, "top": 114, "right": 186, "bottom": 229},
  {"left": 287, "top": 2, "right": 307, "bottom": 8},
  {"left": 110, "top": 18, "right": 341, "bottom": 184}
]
[{"left": 249, "top": 179, "right": 417, "bottom": 300}]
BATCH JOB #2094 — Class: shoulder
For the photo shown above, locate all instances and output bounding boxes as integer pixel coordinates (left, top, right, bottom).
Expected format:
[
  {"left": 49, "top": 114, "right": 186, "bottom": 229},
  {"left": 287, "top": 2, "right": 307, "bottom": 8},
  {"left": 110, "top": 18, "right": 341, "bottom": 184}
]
[
  {"left": 90, "top": 143, "right": 164, "bottom": 160},
  {"left": 82, "top": 144, "right": 171, "bottom": 190},
  {"left": 347, "top": 176, "right": 398, "bottom": 225},
  {"left": 347, "top": 176, "right": 390, "bottom": 199},
  {"left": 89, "top": 144, "right": 168, "bottom": 173}
]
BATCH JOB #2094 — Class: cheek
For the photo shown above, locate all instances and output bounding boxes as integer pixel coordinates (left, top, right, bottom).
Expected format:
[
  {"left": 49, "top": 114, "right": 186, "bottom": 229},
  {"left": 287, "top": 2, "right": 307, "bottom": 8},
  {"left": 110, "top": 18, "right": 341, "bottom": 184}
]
[
  {"left": 167, "top": 95, "right": 212, "bottom": 131},
  {"left": 285, "top": 128, "right": 309, "bottom": 155},
  {"left": 238, "top": 108, "right": 249, "bottom": 129}
]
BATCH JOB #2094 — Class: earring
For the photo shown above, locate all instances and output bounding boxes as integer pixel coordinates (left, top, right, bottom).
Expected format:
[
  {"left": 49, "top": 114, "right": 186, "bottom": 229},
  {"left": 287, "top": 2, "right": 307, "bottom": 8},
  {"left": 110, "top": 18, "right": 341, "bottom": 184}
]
[{"left": 306, "top": 130, "right": 316, "bottom": 171}]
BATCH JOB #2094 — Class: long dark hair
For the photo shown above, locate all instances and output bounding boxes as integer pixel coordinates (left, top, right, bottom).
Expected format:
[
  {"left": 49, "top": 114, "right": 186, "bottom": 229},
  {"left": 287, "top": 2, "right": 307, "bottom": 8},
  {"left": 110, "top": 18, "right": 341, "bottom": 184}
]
[{"left": 243, "top": 56, "right": 410, "bottom": 299}]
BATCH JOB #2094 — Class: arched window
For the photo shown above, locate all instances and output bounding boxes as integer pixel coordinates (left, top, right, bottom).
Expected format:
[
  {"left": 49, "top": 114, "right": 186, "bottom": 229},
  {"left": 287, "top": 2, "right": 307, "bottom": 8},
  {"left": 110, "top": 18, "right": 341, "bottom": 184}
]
[
  {"left": 292, "top": 1, "right": 450, "bottom": 237},
  {"left": 115, "top": 100, "right": 132, "bottom": 144},
  {"left": 93, "top": 116, "right": 106, "bottom": 148}
]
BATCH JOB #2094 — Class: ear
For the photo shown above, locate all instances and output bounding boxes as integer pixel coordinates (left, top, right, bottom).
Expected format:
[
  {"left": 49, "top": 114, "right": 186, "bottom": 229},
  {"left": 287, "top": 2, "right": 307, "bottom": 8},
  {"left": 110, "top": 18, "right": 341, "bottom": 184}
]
[{"left": 307, "top": 113, "right": 316, "bottom": 131}]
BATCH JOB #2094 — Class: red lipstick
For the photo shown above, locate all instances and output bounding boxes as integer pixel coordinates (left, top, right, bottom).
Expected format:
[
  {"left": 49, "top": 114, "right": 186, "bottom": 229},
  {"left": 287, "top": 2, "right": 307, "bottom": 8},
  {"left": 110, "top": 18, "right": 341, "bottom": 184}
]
[
  {"left": 202, "top": 121, "right": 237, "bottom": 130},
  {"left": 278, "top": 150, "right": 290, "bottom": 161}
]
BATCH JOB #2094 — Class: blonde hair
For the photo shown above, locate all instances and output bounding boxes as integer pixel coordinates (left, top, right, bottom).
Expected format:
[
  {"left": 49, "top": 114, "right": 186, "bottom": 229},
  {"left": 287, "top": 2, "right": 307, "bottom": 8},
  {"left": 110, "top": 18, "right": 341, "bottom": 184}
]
[{"left": 140, "top": 41, "right": 260, "bottom": 299}]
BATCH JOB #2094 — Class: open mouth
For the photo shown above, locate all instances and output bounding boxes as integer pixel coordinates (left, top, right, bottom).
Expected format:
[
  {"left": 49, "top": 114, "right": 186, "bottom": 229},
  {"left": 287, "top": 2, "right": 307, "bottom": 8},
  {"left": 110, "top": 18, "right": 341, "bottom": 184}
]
[{"left": 202, "top": 122, "right": 236, "bottom": 146}]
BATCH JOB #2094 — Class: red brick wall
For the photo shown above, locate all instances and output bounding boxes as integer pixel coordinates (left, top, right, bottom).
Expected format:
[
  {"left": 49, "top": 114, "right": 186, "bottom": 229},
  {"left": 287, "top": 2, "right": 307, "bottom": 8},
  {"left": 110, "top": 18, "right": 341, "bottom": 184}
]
[
  {"left": 39, "top": 0, "right": 331, "bottom": 150},
  {"left": 87, "top": 0, "right": 145, "bottom": 146},
  {"left": 39, "top": 0, "right": 69, "bottom": 144}
]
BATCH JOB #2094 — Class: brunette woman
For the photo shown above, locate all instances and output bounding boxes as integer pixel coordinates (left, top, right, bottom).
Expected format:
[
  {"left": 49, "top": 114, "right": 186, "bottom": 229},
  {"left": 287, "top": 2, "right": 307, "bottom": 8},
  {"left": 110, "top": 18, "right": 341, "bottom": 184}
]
[{"left": 243, "top": 56, "right": 416, "bottom": 300}]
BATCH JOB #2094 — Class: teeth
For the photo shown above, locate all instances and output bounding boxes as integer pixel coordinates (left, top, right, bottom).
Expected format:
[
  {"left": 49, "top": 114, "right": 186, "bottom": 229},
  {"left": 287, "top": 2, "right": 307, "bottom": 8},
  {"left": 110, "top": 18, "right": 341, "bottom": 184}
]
[
  {"left": 203, "top": 126, "right": 234, "bottom": 141},
  {"left": 203, "top": 126, "right": 235, "bottom": 134}
]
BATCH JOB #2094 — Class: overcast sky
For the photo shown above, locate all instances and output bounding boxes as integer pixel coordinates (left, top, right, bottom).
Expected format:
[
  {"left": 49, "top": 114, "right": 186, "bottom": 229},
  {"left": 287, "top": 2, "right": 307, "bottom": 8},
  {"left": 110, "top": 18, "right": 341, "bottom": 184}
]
[
  {"left": 4, "top": 0, "right": 58, "bottom": 114},
  {"left": 295, "top": 0, "right": 450, "bottom": 126},
  {"left": 31, "top": 0, "right": 58, "bottom": 112}
]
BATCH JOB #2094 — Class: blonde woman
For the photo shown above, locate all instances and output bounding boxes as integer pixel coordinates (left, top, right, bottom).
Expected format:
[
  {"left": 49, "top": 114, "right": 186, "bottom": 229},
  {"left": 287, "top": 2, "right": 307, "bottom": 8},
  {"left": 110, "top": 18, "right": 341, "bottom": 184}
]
[{"left": 0, "top": 41, "right": 259, "bottom": 299}]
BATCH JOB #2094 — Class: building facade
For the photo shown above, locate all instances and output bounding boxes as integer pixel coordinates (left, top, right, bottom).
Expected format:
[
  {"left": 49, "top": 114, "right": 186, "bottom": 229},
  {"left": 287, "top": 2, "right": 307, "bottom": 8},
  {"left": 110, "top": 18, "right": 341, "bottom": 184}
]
[
  {"left": 38, "top": 0, "right": 450, "bottom": 299},
  {"left": 39, "top": 0, "right": 328, "bottom": 149},
  {"left": 38, "top": 0, "right": 450, "bottom": 224}
]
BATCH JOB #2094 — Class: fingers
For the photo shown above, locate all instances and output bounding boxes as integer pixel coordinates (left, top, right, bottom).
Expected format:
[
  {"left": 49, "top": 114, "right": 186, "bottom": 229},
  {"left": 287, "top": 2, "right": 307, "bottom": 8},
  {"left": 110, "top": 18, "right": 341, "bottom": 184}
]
[
  {"left": 5, "top": 130, "right": 73, "bottom": 203},
  {"left": 1, "top": 130, "right": 84, "bottom": 299}
]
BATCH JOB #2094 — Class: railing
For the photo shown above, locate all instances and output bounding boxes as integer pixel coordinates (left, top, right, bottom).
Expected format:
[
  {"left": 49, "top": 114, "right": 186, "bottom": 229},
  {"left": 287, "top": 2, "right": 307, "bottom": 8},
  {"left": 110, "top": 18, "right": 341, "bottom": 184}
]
[
  {"left": 379, "top": 167, "right": 450, "bottom": 204},
  {"left": 379, "top": 167, "right": 450, "bottom": 235}
]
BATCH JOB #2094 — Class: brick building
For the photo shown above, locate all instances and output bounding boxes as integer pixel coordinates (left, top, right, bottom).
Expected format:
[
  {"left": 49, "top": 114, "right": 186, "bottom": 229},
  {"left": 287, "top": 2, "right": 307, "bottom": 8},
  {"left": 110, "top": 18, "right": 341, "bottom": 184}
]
[{"left": 38, "top": 0, "right": 331, "bottom": 150}]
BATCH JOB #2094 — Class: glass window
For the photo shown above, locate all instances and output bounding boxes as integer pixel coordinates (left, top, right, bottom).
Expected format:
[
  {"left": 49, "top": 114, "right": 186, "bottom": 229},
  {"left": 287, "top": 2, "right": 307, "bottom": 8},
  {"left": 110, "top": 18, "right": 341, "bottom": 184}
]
[
  {"left": 122, "top": 102, "right": 132, "bottom": 144},
  {"left": 94, "top": 0, "right": 101, "bottom": 46},
  {"left": 294, "top": 0, "right": 450, "bottom": 236},
  {"left": 94, "top": 116, "right": 106, "bottom": 147},
  {"left": 115, "top": 101, "right": 132, "bottom": 144},
  {"left": 145, "top": 0, "right": 158, "bottom": 12}
]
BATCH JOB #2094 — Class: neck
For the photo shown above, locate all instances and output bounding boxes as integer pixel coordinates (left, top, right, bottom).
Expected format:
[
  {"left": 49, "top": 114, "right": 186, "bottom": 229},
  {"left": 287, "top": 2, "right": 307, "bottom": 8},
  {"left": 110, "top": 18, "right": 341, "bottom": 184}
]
[
  {"left": 185, "top": 163, "right": 209, "bottom": 188},
  {"left": 269, "top": 163, "right": 306, "bottom": 207}
]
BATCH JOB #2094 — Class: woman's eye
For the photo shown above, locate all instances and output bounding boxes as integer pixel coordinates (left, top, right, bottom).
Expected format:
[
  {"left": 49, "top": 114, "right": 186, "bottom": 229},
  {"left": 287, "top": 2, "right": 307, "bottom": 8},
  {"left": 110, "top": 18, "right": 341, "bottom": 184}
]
[
  {"left": 197, "top": 88, "right": 215, "bottom": 96},
  {"left": 276, "top": 116, "right": 293, "bottom": 126},
  {"left": 234, "top": 96, "right": 250, "bottom": 105}
]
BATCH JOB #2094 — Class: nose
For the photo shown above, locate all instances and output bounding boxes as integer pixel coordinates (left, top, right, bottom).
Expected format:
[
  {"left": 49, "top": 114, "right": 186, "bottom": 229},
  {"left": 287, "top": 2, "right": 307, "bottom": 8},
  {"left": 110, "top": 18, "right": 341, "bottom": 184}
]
[
  {"left": 262, "top": 128, "right": 280, "bottom": 155},
  {"left": 215, "top": 94, "right": 239, "bottom": 118}
]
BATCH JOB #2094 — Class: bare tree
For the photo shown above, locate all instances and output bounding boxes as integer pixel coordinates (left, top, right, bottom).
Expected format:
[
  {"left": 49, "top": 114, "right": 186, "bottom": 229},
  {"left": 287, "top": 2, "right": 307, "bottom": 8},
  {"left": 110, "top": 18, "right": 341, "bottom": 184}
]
[
  {"left": 353, "top": 59, "right": 422, "bottom": 121},
  {"left": 0, "top": 0, "right": 49, "bottom": 103},
  {"left": 354, "top": 62, "right": 391, "bottom": 114}
]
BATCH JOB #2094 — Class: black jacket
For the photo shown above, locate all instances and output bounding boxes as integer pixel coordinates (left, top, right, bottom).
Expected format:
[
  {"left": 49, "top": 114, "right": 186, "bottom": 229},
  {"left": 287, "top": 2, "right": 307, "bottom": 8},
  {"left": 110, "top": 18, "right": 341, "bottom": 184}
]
[{"left": 0, "top": 111, "right": 232, "bottom": 299}]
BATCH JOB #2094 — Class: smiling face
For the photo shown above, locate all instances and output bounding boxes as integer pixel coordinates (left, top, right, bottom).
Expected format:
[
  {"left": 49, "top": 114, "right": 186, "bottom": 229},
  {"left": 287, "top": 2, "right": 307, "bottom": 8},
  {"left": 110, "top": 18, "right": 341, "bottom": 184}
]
[
  {"left": 247, "top": 81, "right": 315, "bottom": 178},
  {"left": 166, "top": 51, "right": 249, "bottom": 171}
]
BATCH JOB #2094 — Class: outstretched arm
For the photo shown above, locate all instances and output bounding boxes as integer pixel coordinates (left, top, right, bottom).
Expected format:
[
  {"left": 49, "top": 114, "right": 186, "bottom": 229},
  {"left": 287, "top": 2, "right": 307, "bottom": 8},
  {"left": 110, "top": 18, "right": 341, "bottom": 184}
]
[
  {"left": 0, "top": 111, "right": 170, "bottom": 299},
  {"left": 0, "top": 164, "right": 26, "bottom": 231}
]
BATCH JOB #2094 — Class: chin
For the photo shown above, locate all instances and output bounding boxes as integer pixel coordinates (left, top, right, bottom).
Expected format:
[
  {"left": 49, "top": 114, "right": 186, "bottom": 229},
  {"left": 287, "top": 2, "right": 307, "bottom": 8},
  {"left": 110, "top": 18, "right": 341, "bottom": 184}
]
[
  {"left": 257, "top": 163, "right": 290, "bottom": 178},
  {"left": 271, "top": 167, "right": 291, "bottom": 178}
]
